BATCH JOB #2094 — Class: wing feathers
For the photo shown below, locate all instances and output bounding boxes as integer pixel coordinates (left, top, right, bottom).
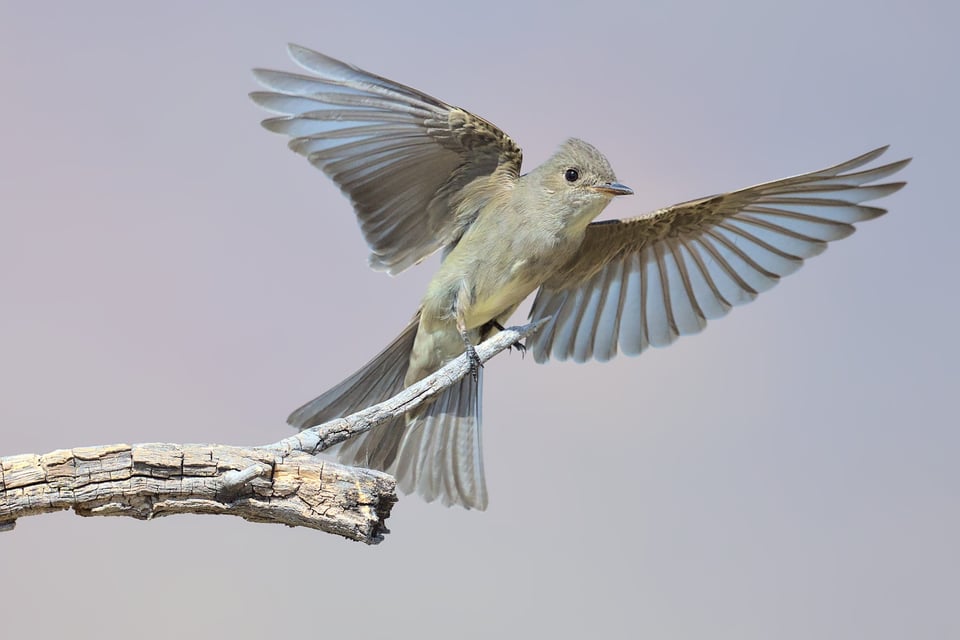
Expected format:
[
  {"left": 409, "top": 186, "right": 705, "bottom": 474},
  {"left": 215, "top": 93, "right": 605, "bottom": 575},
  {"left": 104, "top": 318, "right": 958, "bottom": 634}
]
[
  {"left": 530, "top": 147, "right": 909, "bottom": 362},
  {"left": 252, "top": 44, "right": 522, "bottom": 275}
]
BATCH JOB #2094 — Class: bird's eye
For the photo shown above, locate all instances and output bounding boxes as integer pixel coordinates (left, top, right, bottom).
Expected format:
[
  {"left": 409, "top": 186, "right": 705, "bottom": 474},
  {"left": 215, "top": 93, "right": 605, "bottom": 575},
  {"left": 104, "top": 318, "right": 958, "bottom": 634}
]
[{"left": 564, "top": 168, "right": 580, "bottom": 183}]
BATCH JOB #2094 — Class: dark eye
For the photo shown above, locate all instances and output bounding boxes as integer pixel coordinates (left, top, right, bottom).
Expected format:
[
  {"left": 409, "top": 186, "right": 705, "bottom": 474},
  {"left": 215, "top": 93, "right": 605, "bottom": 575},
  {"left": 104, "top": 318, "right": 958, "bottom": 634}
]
[{"left": 564, "top": 168, "right": 580, "bottom": 183}]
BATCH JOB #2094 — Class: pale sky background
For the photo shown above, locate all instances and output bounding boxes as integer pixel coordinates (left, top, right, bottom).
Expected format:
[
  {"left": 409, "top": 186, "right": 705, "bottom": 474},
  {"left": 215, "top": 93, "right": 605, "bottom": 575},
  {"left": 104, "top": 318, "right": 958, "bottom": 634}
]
[{"left": 1, "top": 2, "right": 957, "bottom": 638}]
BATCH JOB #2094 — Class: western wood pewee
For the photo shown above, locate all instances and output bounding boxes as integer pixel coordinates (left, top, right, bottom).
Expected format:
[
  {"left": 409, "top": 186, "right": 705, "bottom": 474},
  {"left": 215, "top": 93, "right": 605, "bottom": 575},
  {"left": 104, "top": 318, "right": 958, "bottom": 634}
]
[{"left": 251, "top": 44, "right": 909, "bottom": 510}]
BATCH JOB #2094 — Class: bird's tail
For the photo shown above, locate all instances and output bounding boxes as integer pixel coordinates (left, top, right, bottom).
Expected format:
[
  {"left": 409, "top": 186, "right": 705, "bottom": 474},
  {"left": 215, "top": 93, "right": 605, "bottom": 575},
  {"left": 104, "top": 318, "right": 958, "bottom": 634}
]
[{"left": 287, "top": 310, "right": 487, "bottom": 510}]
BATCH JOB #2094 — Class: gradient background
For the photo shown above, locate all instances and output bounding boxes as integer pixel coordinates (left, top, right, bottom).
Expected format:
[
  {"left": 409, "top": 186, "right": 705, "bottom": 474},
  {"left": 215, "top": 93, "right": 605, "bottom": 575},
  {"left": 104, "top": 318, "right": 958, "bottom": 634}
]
[{"left": 1, "top": 2, "right": 956, "bottom": 638}]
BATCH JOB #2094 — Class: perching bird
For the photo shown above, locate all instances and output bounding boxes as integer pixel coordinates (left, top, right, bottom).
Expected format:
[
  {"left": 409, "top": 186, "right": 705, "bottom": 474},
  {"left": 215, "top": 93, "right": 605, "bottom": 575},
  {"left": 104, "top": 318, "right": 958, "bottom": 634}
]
[{"left": 251, "top": 44, "right": 909, "bottom": 510}]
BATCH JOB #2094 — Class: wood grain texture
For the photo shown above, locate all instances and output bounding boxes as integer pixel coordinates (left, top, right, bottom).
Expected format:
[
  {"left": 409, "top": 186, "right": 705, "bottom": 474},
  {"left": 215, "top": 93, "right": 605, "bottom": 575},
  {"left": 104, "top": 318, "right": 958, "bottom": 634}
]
[
  {"left": 0, "top": 443, "right": 395, "bottom": 543},
  {"left": 0, "top": 321, "right": 543, "bottom": 542}
]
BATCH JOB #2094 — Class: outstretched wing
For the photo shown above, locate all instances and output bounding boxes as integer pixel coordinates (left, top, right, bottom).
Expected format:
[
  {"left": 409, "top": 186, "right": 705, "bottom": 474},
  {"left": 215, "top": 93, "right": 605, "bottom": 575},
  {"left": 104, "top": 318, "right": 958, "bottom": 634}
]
[
  {"left": 251, "top": 44, "right": 523, "bottom": 274},
  {"left": 529, "top": 147, "right": 910, "bottom": 362}
]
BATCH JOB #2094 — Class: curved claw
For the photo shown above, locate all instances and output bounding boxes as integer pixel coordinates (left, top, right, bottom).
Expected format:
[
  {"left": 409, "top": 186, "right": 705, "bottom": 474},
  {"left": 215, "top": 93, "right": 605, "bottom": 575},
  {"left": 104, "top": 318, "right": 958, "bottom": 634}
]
[
  {"left": 485, "top": 319, "right": 527, "bottom": 357},
  {"left": 510, "top": 340, "right": 527, "bottom": 358}
]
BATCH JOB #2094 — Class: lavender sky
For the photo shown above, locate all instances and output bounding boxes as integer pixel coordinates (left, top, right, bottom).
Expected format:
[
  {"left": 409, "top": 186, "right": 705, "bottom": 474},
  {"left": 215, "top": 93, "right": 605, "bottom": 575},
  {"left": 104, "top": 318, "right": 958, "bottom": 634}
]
[{"left": 1, "top": 2, "right": 957, "bottom": 638}]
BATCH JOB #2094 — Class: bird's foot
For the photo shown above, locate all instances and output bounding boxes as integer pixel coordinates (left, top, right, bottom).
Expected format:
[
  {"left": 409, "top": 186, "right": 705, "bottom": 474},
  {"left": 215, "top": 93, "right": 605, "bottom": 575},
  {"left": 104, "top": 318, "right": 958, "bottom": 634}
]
[
  {"left": 486, "top": 320, "right": 527, "bottom": 357},
  {"left": 511, "top": 341, "right": 527, "bottom": 357},
  {"left": 466, "top": 343, "right": 482, "bottom": 380}
]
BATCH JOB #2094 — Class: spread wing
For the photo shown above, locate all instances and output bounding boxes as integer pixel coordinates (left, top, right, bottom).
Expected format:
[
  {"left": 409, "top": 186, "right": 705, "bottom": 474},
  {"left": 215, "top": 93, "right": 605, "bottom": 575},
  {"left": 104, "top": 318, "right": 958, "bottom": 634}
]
[
  {"left": 251, "top": 44, "right": 523, "bottom": 274},
  {"left": 529, "top": 147, "right": 910, "bottom": 363}
]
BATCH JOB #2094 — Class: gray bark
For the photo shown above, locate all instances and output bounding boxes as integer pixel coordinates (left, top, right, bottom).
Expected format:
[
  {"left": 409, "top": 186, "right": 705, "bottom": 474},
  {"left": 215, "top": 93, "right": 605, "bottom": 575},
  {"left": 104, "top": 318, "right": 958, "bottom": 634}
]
[{"left": 0, "top": 322, "right": 542, "bottom": 543}]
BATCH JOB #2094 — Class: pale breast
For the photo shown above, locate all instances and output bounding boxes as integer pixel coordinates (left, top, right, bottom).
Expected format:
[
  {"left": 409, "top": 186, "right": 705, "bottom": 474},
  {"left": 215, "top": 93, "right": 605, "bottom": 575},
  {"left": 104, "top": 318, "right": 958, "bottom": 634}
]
[
  {"left": 463, "top": 258, "right": 539, "bottom": 326},
  {"left": 422, "top": 197, "right": 583, "bottom": 331}
]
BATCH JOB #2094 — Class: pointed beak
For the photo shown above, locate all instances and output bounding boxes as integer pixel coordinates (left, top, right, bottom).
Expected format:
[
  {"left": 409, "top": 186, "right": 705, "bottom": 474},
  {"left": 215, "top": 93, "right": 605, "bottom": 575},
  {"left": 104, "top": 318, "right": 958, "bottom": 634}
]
[{"left": 590, "top": 182, "right": 634, "bottom": 196}]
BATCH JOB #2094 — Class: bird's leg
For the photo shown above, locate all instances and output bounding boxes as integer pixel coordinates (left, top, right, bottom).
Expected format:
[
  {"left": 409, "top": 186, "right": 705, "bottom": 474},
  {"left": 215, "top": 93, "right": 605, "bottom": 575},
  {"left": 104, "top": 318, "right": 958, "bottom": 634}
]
[
  {"left": 483, "top": 320, "right": 527, "bottom": 357},
  {"left": 456, "top": 316, "right": 482, "bottom": 381}
]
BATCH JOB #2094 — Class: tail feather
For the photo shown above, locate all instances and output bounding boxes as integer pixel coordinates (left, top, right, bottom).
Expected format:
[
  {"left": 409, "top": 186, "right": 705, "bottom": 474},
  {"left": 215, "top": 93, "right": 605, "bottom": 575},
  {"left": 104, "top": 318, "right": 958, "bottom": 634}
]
[
  {"left": 287, "top": 313, "right": 419, "bottom": 469},
  {"left": 286, "top": 310, "right": 488, "bottom": 509},
  {"left": 396, "top": 369, "right": 486, "bottom": 509},
  {"left": 287, "top": 313, "right": 420, "bottom": 429}
]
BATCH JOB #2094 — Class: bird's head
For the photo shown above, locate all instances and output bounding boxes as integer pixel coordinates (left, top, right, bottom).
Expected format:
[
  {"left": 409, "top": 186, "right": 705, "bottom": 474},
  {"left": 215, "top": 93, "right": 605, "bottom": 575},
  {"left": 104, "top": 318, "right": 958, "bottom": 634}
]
[{"left": 532, "top": 138, "right": 632, "bottom": 228}]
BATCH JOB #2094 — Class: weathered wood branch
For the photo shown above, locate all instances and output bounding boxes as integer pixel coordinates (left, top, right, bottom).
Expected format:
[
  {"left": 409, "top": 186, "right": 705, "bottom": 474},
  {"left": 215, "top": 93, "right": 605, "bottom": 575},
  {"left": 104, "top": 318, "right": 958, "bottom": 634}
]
[
  {"left": 0, "top": 321, "right": 544, "bottom": 543},
  {"left": 0, "top": 444, "right": 395, "bottom": 542},
  {"left": 265, "top": 320, "right": 546, "bottom": 456}
]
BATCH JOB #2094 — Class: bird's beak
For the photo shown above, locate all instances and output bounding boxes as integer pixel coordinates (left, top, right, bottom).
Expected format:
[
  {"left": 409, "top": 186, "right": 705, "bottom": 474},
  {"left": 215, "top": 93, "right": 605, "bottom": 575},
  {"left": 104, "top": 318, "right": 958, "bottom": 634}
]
[{"left": 590, "top": 182, "right": 634, "bottom": 196}]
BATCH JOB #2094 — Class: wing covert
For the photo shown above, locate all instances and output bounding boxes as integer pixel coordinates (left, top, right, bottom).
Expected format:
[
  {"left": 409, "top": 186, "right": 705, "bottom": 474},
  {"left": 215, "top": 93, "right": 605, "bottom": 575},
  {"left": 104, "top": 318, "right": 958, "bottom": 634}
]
[
  {"left": 530, "top": 147, "right": 909, "bottom": 362},
  {"left": 251, "top": 44, "right": 522, "bottom": 274}
]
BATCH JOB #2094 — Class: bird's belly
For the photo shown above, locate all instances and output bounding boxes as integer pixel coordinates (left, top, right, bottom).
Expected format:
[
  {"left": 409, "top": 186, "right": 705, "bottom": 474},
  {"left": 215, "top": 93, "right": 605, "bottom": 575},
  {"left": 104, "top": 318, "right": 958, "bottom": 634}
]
[{"left": 463, "top": 260, "right": 538, "bottom": 328}]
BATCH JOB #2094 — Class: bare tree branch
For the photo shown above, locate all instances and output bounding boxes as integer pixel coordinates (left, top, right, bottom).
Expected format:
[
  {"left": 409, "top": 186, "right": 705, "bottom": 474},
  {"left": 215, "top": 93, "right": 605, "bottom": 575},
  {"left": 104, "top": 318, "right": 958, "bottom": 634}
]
[
  {"left": 0, "top": 444, "right": 394, "bottom": 542},
  {"left": 268, "top": 320, "right": 545, "bottom": 456},
  {"left": 0, "top": 321, "right": 544, "bottom": 543}
]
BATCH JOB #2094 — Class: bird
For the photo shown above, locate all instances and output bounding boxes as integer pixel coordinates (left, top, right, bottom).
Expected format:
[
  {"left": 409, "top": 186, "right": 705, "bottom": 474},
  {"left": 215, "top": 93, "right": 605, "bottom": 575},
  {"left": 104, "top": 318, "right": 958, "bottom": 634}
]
[{"left": 250, "top": 44, "right": 909, "bottom": 510}]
